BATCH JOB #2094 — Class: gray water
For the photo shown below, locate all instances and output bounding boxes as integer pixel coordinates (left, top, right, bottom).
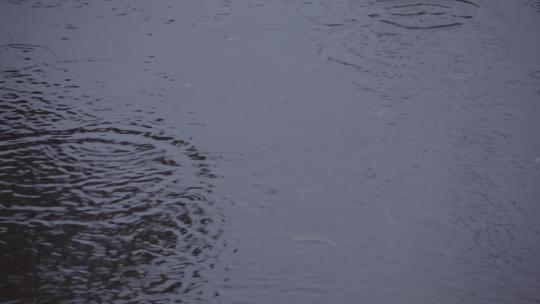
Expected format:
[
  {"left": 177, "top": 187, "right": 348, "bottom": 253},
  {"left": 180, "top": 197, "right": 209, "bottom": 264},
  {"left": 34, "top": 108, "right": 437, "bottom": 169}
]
[{"left": 1, "top": 0, "right": 539, "bottom": 303}]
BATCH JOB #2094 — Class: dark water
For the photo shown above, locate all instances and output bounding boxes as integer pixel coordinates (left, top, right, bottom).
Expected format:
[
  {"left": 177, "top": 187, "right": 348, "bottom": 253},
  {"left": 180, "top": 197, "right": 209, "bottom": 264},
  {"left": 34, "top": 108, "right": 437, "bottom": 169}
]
[
  {"left": 1, "top": 0, "right": 540, "bottom": 303},
  {"left": 0, "top": 43, "right": 225, "bottom": 303}
]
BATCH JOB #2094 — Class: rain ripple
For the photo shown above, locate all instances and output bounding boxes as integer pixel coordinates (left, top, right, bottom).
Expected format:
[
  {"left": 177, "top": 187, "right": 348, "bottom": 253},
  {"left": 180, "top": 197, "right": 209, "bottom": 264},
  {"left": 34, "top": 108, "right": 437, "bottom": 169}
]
[
  {"left": 370, "top": 0, "right": 478, "bottom": 30},
  {"left": 0, "top": 45, "right": 225, "bottom": 303}
]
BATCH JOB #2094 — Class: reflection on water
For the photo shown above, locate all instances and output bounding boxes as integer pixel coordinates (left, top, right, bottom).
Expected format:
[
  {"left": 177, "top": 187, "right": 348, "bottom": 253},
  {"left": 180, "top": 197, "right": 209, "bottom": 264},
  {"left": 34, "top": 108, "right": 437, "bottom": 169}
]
[{"left": 0, "top": 44, "right": 225, "bottom": 303}]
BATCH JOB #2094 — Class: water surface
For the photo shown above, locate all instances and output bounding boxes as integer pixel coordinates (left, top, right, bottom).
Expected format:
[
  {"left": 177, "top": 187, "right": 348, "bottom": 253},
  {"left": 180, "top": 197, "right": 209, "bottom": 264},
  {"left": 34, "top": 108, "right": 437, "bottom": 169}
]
[{"left": 1, "top": 0, "right": 539, "bottom": 303}]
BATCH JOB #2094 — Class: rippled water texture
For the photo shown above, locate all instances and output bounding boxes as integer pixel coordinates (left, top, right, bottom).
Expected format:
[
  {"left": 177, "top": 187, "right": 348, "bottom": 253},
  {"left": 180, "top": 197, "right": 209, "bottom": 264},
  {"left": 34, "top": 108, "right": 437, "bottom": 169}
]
[
  {"left": 0, "top": 44, "right": 225, "bottom": 303},
  {"left": 1, "top": 0, "right": 540, "bottom": 303}
]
